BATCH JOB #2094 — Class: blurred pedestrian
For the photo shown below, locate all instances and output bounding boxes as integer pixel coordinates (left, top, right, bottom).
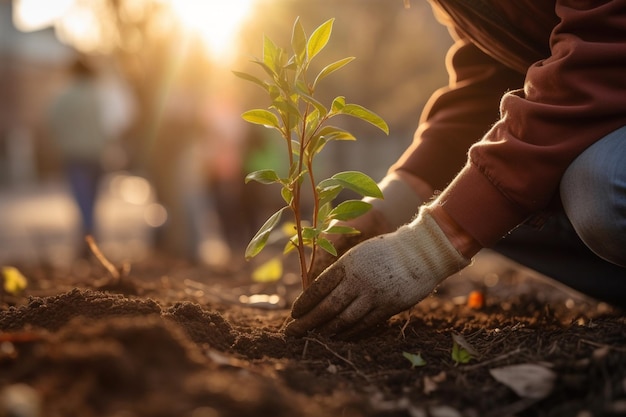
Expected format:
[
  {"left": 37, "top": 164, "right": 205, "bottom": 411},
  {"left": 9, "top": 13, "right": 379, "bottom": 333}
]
[{"left": 48, "top": 57, "right": 108, "bottom": 255}]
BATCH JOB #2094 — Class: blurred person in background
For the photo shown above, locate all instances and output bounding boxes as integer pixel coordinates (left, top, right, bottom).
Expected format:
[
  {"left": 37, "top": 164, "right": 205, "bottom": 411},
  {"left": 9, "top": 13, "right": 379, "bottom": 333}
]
[
  {"left": 47, "top": 57, "right": 108, "bottom": 256},
  {"left": 286, "top": 1, "right": 626, "bottom": 338}
]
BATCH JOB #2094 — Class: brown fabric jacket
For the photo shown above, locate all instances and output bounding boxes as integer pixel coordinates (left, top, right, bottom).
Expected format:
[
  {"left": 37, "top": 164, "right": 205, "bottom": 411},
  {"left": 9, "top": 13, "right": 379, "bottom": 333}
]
[{"left": 392, "top": 0, "right": 626, "bottom": 247}]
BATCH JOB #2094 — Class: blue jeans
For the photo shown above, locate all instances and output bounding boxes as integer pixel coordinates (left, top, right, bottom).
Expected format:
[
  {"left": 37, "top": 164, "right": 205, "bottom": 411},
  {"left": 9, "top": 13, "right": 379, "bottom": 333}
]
[
  {"left": 66, "top": 160, "right": 103, "bottom": 236},
  {"left": 561, "top": 126, "right": 626, "bottom": 268},
  {"left": 494, "top": 126, "right": 626, "bottom": 307}
]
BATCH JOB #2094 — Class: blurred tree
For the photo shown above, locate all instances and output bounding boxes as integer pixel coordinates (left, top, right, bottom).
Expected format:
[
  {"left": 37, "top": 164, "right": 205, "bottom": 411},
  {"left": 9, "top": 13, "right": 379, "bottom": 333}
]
[{"left": 52, "top": 0, "right": 452, "bottom": 258}]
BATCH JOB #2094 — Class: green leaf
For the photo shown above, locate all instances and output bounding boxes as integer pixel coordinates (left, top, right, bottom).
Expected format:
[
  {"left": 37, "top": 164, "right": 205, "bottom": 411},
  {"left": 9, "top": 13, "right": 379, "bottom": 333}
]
[
  {"left": 281, "top": 186, "right": 293, "bottom": 205},
  {"left": 318, "top": 126, "right": 356, "bottom": 141},
  {"left": 316, "top": 183, "right": 343, "bottom": 207},
  {"left": 403, "top": 351, "right": 426, "bottom": 368},
  {"left": 283, "top": 238, "right": 298, "bottom": 254},
  {"left": 323, "top": 225, "right": 360, "bottom": 235},
  {"left": 313, "top": 56, "right": 355, "bottom": 88},
  {"left": 245, "top": 207, "right": 288, "bottom": 260},
  {"left": 263, "top": 35, "right": 281, "bottom": 74},
  {"left": 331, "top": 171, "right": 383, "bottom": 198},
  {"left": 242, "top": 109, "right": 281, "bottom": 130},
  {"left": 299, "top": 92, "right": 328, "bottom": 119},
  {"left": 250, "top": 58, "right": 276, "bottom": 79},
  {"left": 268, "top": 84, "right": 281, "bottom": 100},
  {"left": 331, "top": 96, "right": 345, "bottom": 113},
  {"left": 291, "top": 17, "right": 307, "bottom": 66},
  {"left": 451, "top": 340, "right": 473, "bottom": 365},
  {"left": 245, "top": 169, "right": 280, "bottom": 185},
  {"left": 317, "top": 237, "right": 337, "bottom": 256},
  {"left": 232, "top": 71, "right": 268, "bottom": 91},
  {"left": 301, "top": 226, "right": 319, "bottom": 240},
  {"left": 340, "top": 103, "right": 389, "bottom": 134},
  {"left": 308, "top": 126, "right": 356, "bottom": 157},
  {"left": 284, "top": 56, "right": 298, "bottom": 71},
  {"left": 284, "top": 110, "right": 300, "bottom": 132},
  {"left": 316, "top": 201, "right": 333, "bottom": 225},
  {"left": 304, "top": 110, "right": 321, "bottom": 144},
  {"left": 252, "top": 258, "right": 283, "bottom": 282},
  {"left": 271, "top": 97, "right": 301, "bottom": 130},
  {"left": 328, "top": 200, "right": 372, "bottom": 221},
  {"left": 307, "top": 18, "right": 334, "bottom": 61}
]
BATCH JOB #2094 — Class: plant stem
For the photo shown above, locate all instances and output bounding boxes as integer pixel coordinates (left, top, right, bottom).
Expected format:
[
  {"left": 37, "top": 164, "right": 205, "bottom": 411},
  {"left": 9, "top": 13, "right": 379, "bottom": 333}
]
[
  {"left": 306, "top": 157, "right": 318, "bottom": 280},
  {"left": 291, "top": 188, "right": 309, "bottom": 288},
  {"left": 295, "top": 107, "right": 310, "bottom": 288}
]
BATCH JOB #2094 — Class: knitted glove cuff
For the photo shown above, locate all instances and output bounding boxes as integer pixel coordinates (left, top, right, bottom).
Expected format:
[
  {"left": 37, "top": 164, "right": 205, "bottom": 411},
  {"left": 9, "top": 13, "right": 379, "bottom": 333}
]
[{"left": 393, "top": 205, "right": 471, "bottom": 286}]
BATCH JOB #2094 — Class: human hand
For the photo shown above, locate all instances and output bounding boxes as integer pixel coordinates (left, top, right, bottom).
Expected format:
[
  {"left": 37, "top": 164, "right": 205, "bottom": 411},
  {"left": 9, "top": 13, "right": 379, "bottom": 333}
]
[
  {"left": 309, "top": 173, "right": 426, "bottom": 280},
  {"left": 285, "top": 206, "right": 470, "bottom": 338},
  {"left": 308, "top": 208, "right": 393, "bottom": 280}
]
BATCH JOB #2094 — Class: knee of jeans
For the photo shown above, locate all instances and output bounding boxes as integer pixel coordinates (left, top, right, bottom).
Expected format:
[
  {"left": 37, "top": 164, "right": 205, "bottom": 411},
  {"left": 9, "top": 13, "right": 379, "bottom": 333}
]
[{"left": 561, "top": 142, "right": 626, "bottom": 267}]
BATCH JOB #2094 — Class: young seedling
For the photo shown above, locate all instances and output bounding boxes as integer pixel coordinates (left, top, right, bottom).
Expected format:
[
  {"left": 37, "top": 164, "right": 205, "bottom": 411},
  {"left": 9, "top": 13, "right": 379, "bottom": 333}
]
[
  {"left": 235, "top": 17, "right": 388, "bottom": 289},
  {"left": 403, "top": 351, "right": 427, "bottom": 368},
  {"left": 451, "top": 333, "right": 477, "bottom": 365}
]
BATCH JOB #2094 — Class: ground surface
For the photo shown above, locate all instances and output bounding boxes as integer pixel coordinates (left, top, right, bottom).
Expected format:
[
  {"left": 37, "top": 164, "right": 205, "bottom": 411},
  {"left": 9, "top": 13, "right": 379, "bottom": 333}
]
[{"left": 1, "top": 251, "right": 625, "bottom": 417}]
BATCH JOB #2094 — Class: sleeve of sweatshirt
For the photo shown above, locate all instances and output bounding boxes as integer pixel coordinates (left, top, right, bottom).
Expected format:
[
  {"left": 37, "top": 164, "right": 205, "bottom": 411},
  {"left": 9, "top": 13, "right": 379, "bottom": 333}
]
[
  {"left": 390, "top": 35, "right": 525, "bottom": 192},
  {"left": 437, "top": 1, "right": 626, "bottom": 247}
]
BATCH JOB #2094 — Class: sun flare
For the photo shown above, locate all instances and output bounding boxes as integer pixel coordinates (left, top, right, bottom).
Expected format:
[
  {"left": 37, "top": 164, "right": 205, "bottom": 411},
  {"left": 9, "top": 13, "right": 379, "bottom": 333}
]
[
  {"left": 13, "top": 0, "right": 74, "bottom": 32},
  {"left": 169, "top": 0, "right": 256, "bottom": 63}
]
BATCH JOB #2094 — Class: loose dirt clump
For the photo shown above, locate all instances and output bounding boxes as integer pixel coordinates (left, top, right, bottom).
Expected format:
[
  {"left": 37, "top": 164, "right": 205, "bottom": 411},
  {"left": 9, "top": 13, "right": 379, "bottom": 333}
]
[{"left": 1, "top": 253, "right": 625, "bottom": 417}]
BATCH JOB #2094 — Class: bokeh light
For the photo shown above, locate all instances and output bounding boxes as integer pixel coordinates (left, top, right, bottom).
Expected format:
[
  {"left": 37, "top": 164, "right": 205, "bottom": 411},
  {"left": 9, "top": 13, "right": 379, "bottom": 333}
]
[
  {"left": 169, "top": 0, "right": 257, "bottom": 64},
  {"left": 13, "top": 0, "right": 73, "bottom": 31}
]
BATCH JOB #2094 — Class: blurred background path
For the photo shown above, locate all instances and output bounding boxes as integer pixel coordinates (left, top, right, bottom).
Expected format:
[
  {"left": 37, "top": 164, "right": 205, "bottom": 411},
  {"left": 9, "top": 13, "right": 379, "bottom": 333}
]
[{"left": 0, "top": 173, "right": 154, "bottom": 268}]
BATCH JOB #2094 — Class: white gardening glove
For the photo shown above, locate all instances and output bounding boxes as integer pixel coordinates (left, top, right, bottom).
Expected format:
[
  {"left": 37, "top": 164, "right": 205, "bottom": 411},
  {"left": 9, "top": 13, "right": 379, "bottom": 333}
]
[
  {"left": 285, "top": 206, "right": 470, "bottom": 338},
  {"left": 309, "top": 173, "right": 424, "bottom": 279}
]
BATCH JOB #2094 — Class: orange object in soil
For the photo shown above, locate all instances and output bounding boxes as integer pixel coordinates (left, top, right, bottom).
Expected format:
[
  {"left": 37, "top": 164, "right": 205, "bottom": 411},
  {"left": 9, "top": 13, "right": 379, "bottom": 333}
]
[{"left": 467, "top": 290, "right": 485, "bottom": 309}]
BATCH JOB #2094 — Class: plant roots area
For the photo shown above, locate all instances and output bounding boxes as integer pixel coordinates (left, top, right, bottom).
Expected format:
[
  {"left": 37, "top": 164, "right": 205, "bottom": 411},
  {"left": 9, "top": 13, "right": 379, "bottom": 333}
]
[{"left": 1, "top": 251, "right": 625, "bottom": 417}]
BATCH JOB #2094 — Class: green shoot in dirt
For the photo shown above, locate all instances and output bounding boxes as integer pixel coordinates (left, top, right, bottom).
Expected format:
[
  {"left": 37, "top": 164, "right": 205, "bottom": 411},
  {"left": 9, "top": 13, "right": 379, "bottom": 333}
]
[
  {"left": 234, "top": 17, "right": 388, "bottom": 289},
  {"left": 451, "top": 333, "right": 476, "bottom": 366},
  {"left": 403, "top": 351, "right": 427, "bottom": 368}
]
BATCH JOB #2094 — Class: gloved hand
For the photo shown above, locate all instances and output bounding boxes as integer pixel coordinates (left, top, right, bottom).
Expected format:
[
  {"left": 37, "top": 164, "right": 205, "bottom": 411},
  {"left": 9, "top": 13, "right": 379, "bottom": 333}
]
[
  {"left": 309, "top": 173, "right": 425, "bottom": 279},
  {"left": 308, "top": 208, "right": 393, "bottom": 280},
  {"left": 285, "top": 206, "right": 471, "bottom": 338}
]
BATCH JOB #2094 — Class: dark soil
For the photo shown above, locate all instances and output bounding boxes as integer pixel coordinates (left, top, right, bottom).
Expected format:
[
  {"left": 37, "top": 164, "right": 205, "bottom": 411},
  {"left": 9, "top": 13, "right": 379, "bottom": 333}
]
[{"left": 1, "top": 251, "right": 625, "bottom": 417}]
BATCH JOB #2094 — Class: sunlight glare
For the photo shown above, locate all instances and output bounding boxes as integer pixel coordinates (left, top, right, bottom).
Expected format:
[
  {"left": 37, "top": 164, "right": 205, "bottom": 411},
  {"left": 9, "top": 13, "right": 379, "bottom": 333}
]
[
  {"left": 169, "top": 0, "right": 256, "bottom": 62},
  {"left": 13, "top": 0, "right": 74, "bottom": 32}
]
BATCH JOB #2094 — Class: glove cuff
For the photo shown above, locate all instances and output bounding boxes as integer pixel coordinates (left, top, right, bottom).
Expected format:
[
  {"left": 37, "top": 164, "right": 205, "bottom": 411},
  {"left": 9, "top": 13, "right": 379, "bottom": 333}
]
[{"left": 395, "top": 205, "right": 471, "bottom": 286}]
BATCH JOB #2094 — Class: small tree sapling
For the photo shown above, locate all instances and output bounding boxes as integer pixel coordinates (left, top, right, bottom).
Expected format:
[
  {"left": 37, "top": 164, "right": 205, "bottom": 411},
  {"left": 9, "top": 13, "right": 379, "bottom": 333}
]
[{"left": 234, "top": 17, "right": 389, "bottom": 289}]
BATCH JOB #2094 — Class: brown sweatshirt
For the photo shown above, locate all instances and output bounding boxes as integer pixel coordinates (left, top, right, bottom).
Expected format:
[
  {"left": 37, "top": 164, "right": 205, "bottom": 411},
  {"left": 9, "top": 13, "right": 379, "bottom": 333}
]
[{"left": 392, "top": 0, "right": 626, "bottom": 247}]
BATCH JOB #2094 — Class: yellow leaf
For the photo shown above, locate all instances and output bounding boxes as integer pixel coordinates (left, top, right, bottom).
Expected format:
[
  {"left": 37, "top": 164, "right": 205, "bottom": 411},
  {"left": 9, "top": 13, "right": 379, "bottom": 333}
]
[
  {"left": 2, "top": 266, "right": 28, "bottom": 295},
  {"left": 281, "top": 222, "right": 297, "bottom": 236},
  {"left": 252, "top": 258, "right": 283, "bottom": 283}
]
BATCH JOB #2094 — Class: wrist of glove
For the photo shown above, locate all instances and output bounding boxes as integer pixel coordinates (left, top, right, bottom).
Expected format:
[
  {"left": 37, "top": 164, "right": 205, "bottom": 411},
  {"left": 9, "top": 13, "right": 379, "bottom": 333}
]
[{"left": 285, "top": 205, "right": 470, "bottom": 338}]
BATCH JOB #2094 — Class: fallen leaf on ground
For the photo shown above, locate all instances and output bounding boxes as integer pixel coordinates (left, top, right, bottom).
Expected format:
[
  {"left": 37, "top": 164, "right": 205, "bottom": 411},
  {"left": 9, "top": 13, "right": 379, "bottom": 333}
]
[
  {"left": 2, "top": 266, "right": 28, "bottom": 295},
  {"left": 423, "top": 371, "right": 446, "bottom": 395},
  {"left": 489, "top": 363, "right": 556, "bottom": 399}
]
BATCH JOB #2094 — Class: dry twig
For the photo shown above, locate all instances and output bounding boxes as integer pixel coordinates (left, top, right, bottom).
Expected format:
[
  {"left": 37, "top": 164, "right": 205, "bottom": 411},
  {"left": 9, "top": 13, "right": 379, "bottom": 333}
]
[
  {"left": 304, "top": 336, "right": 369, "bottom": 381},
  {"left": 85, "top": 235, "right": 119, "bottom": 281}
]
